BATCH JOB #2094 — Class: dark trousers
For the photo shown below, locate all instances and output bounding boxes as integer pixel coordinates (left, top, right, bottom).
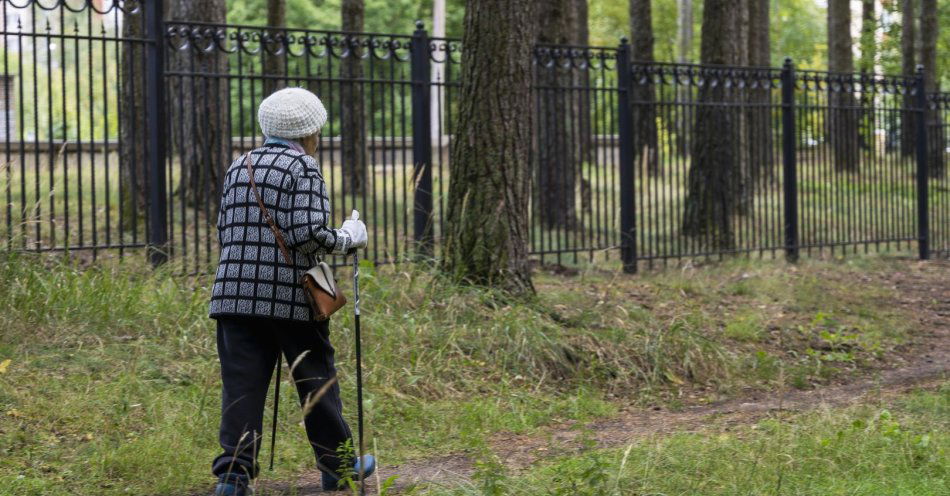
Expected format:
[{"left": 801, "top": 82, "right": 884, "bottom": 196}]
[{"left": 212, "top": 316, "right": 352, "bottom": 480}]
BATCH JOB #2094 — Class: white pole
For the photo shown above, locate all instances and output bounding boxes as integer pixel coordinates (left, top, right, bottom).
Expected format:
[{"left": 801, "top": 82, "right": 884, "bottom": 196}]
[{"left": 431, "top": 0, "right": 446, "bottom": 149}]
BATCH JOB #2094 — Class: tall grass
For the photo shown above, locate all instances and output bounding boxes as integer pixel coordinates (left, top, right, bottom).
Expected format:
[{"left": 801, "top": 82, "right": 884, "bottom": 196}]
[{"left": 0, "top": 253, "right": 930, "bottom": 495}]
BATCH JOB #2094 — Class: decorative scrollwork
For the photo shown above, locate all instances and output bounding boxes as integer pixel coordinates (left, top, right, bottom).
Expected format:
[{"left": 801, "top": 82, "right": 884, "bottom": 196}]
[
  {"left": 164, "top": 22, "right": 412, "bottom": 62},
  {"left": 429, "top": 37, "right": 461, "bottom": 64},
  {"left": 630, "top": 63, "right": 782, "bottom": 89},
  {"left": 3, "top": 0, "right": 140, "bottom": 15},
  {"left": 534, "top": 45, "right": 617, "bottom": 72},
  {"left": 794, "top": 70, "right": 914, "bottom": 95},
  {"left": 928, "top": 91, "right": 950, "bottom": 109},
  {"left": 165, "top": 24, "right": 229, "bottom": 54}
]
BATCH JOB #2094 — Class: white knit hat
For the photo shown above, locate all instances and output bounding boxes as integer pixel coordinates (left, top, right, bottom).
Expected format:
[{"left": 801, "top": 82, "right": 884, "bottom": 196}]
[{"left": 258, "top": 87, "right": 328, "bottom": 139}]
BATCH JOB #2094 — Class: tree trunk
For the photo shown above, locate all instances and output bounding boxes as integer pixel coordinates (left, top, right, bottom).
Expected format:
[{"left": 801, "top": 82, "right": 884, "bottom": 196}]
[
  {"left": 630, "top": 0, "right": 659, "bottom": 176},
  {"left": 537, "top": 0, "right": 578, "bottom": 230},
  {"left": 747, "top": 0, "right": 772, "bottom": 184},
  {"left": 168, "top": 0, "right": 230, "bottom": 209},
  {"left": 858, "top": 0, "right": 876, "bottom": 153},
  {"left": 677, "top": 0, "right": 693, "bottom": 63},
  {"left": 574, "top": 0, "right": 594, "bottom": 222},
  {"left": 859, "top": 0, "right": 876, "bottom": 73},
  {"left": 674, "top": 0, "right": 693, "bottom": 157},
  {"left": 682, "top": 0, "right": 739, "bottom": 248},
  {"left": 900, "top": 0, "right": 916, "bottom": 156},
  {"left": 119, "top": 8, "right": 147, "bottom": 231},
  {"left": 920, "top": 0, "right": 942, "bottom": 177},
  {"left": 263, "top": 0, "right": 286, "bottom": 97},
  {"left": 827, "top": 0, "right": 860, "bottom": 173},
  {"left": 442, "top": 0, "right": 536, "bottom": 293},
  {"left": 734, "top": 0, "right": 752, "bottom": 214},
  {"left": 341, "top": 0, "right": 368, "bottom": 196}
]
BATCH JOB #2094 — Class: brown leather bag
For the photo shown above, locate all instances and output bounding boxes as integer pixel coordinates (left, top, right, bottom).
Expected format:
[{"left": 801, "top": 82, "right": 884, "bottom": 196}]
[{"left": 245, "top": 154, "right": 347, "bottom": 321}]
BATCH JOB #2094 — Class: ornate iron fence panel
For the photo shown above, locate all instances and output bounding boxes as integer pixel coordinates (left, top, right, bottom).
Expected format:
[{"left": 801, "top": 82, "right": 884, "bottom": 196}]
[
  {"left": 0, "top": 0, "right": 155, "bottom": 260},
  {"left": 0, "top": 0, "right": 945, "bottom": 271},
  {"left": 532, "top": 44, "right": 620, "bottom": 265},
  {"left": 626, "top": 61, "right": 786, "bottom": 268},
  {"left": 792, "top": 70, "right": 921, "bottom": 256},
  {"left": 930, "top": 91, "right": 950, "bottom": 257}
]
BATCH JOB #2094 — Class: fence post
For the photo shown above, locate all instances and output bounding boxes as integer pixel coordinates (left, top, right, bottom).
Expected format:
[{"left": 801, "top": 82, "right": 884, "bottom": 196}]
[
  {"left": 145, "top": 0, "right": 168, "bottom": 266},
  {"left": 781, "top": 58, "right": 799, "bottom": 263},
  {"left": 410, "top": 21, "right": 434, "bottom": 257},
  {"left": 915, "top": 65, "right": 930, "bottom": 260},
  {"left": 617, "top": 39, "right": 637, "bottom": 273}
]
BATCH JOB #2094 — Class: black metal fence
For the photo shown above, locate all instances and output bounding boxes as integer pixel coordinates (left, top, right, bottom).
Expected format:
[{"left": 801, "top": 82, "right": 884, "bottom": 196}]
[{"left": 0, "top": 0, "right": 947, "bottom": 273}]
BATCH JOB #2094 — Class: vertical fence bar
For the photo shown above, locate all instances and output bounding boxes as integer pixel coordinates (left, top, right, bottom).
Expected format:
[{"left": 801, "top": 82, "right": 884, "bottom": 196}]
[
  {"left": 411, "top": 21, "right": 434, "bottom": 257},
  {"left": 915, "top": 65, "right": 930, "bottom": 260},
  {"left": 145, "top": 0, "right": 168, "bottom": 265},
  {"left": 781, "top": 58, "right": 799, "bottom": 263},
  {"left": 617, "top": 39, "right": 636, "bottom": 273}
]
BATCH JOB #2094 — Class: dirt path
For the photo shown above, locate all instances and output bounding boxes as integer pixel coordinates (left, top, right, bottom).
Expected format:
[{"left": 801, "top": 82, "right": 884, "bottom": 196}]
[{"left": 270, "top": 261, "right": 950, "bottom": 495}]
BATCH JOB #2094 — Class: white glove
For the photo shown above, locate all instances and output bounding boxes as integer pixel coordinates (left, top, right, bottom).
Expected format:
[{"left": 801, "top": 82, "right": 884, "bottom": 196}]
[{"left": 340, "top": 210, "right": 368, "bottom": 249}]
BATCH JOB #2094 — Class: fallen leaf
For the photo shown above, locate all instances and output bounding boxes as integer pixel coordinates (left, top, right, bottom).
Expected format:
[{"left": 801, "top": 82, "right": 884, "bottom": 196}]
[
  {"left": 665, "top": 371, "right": 685, "bottom": 385},
  {"left": 0, "top": 359, "right": 10, "bottom": 374}
]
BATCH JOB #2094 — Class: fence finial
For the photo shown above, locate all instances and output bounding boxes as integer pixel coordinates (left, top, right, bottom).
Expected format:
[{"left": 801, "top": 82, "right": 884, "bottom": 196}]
[{"left": 415, "top": 20, "right": 425, "bottom": 31}]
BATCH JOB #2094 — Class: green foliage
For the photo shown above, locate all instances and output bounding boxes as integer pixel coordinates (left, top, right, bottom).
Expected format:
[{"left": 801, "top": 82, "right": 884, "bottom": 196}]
[
  {"left": 772, "top": 0, "right": 827, "bottom": 68},
  {"left": 878, "top": 0, "right": 950, "bottom": 86},
  {"left": 939, "top": 0, "right": 950, "bottom": 87},
  {"left": 723, "top": 312, "right": 764, "bottom": 342},
  {"left": 2, "top": 10, "right": 121, "bottom": 141},
  {"left": 226, "top": 0, "right": 466, "bottom": 36},
  {"left": 588, "top": 0, "right": 828, "bottom": 68}
]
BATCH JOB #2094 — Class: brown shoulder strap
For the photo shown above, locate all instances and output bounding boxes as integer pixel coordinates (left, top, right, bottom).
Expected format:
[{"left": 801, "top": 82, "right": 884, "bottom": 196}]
[{"left": 245, "top": 153, "right": 295, "bottom": 266}]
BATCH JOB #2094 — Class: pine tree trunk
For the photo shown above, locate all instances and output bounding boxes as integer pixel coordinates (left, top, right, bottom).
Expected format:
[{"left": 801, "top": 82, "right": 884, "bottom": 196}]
[
  {"left": 168, "top": 0, "right": 230, "bottom": 209},
  {"left": 900, "top": 0, "right": 917, "bottom": 157},
  {"left": 630, "top": 0, "right": 659, "bottom": 176},
  {"left": 263, "top": 0, "right": 286, "bottom": 97},
  {"left": 674, "top": 0, "right": 693, "bottom": 157},
  {"left": 442, "top": 0, "right": 536, "bottom": 294},
  {"left": 734, "top": 0, "right": 752, "bottom": 215},
  {"left": 537, "top": 0, "right": 578, "bottom": 230},
  {"left": 920, "top": 0, "right": 942, "bottom": 176},
  {"left": 341, "top": 0, "right": 368, "bottom": 196},
  {"left": 859, "top": 0, "right": 877, "bottom": 73},
  {"left": 119, "top": 9, "right": 147, "bottom": 231},
  {"left": 677, "top": 0, "right": 693, "bottom": 63},
  {"left": 827, "top": 0, "right": 860, "bottom": 173},
  {"left": 574, "top": 0, "right": 594, "bottom": 221},
  {"left": 682, "top": 0, "right": 738, "bottom": 248},
  {"left": 858, "top": 0, "right": 876, "bottom": 153},
  {"left": 747, "top": 0, "right": 773, "bottom": 184}
]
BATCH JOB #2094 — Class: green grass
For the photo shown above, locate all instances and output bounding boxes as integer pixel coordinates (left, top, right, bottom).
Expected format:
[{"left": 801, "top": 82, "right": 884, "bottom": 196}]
[
  {"left": 433, "top": 385, "right": 949, "bottom": 496},
  {"left": 0, "top": 253, "right": 939, "bottom": 495}
]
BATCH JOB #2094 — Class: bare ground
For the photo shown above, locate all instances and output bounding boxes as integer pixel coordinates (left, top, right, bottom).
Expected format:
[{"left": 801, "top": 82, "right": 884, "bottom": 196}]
[{"left": 265, "top": 260, "right": 950, "bottom": 495}]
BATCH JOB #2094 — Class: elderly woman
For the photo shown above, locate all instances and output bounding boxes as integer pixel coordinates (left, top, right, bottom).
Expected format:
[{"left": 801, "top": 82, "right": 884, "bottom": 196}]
[{"left": 208, "top": 87, "right": 374, "bottom": 496}]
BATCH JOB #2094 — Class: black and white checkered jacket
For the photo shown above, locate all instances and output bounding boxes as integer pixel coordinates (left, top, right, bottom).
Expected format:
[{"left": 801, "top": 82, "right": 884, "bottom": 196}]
[{"left": 209, "top": 143, "right": 352, "bottom": 322}]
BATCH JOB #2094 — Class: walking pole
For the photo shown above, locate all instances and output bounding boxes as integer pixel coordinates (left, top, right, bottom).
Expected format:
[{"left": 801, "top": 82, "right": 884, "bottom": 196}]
[
  {"left": 269, "top": 354, "right": 281, "bottom": 470},
  {"left": 351, "top": 236, "right": 366, "bottom": 496}
]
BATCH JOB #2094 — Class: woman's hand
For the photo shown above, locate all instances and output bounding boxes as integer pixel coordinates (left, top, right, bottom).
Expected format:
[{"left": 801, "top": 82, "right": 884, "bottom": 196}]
[{"left": 340, "top": 210, "right": 368, "bottom": 249}]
